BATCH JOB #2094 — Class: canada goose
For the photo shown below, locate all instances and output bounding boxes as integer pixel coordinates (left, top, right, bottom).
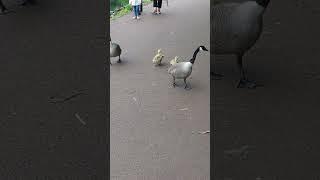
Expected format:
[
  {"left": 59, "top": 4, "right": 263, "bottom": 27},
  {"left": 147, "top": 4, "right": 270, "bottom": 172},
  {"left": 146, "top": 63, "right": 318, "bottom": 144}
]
[
  {"left": 0, "top": 0, "right": 36, "bottom": 14},
  {"left": 168, "top": 46, "right": 208, "bottom": 89},
  {"left": 152, "top": 49, "right": 164, "bottom": 66},
  {"left": 110, "top": 36, "right": 122, "bottom": 64},
  {"left": 170, "top": 56, "right": 180, "bottom": 66},
  {"left": 212, "top": 0, "right": 270, "bottom": 88}
]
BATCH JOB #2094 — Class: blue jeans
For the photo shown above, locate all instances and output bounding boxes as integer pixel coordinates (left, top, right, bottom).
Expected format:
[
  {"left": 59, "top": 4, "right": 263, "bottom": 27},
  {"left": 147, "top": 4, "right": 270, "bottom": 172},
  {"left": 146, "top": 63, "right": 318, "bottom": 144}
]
[{"left": 133, "top": 5, "right": 139, "bottom": 17}]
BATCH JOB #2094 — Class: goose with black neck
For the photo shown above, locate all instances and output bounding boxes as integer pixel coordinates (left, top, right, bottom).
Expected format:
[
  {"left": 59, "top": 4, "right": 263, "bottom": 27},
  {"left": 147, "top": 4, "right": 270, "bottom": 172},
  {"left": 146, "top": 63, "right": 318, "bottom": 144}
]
[
  {"left": 168, "top": 45, "right": 208, "bottom": 90},
  {"left": 212, "top": 0, "right": 270, "bottom": 88}
]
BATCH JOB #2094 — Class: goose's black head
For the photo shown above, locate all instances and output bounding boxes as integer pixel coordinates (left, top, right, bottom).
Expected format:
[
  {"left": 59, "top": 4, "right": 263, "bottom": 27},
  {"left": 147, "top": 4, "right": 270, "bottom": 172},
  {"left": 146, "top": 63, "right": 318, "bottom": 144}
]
[
  {"left": 255, "top": 0, "right": 270, "bottom": 8},
  {"left": 199, "top": 45, "right": 208, "bottom": 52}
]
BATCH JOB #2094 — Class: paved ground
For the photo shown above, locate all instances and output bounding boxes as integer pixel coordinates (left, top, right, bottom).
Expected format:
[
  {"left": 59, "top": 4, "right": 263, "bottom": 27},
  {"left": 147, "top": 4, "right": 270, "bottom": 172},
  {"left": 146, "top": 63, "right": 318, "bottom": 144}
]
[
  {"left": 213, "top": 0, "right": 320, "bottom": 179},
  {"left": 0, "top": 0, "right": 107, "bottom": 179},
  {"left": 110, "top": 0, "right": 210, "bottom": 179}
]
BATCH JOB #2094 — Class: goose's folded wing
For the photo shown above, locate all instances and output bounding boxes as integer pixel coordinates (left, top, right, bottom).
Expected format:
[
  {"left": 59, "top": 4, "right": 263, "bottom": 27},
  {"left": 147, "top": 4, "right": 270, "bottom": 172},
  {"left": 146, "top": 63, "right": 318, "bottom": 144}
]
[{"left": 168, "top": 63, "right": 183, "bottom": 74}]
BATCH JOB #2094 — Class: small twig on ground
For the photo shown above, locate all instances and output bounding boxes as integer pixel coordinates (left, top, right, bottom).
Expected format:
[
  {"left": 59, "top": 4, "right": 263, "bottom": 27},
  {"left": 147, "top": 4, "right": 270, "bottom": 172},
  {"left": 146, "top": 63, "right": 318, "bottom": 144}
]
[
  {"left": 75, "top": 113, "right": 86, "bottom": 125},
  {"left": 198, "top": 130, "right": 210, "bottom": 134},
  {"left": 49, "top": 91, "right": 86, "bottom": 103}
]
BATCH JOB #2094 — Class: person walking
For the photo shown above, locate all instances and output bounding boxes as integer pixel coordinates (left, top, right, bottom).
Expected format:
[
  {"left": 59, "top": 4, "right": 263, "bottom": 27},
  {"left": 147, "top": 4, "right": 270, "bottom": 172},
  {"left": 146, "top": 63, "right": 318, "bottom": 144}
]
[
  {"left": 129, "top": 0, "right": 142, "bottom": 19},
  {"left": 153, "top": 0, "right": 162, "bottom": 14},
  {"left": 138, "top": 1, "right": 143, "bottom": 16}
]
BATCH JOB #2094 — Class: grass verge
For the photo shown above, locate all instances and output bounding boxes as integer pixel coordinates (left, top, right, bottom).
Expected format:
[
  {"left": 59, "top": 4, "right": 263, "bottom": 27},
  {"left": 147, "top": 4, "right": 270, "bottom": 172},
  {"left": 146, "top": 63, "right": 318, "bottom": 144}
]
[{"left": 110, "top": 0, "right": 152, "bottom": 20}]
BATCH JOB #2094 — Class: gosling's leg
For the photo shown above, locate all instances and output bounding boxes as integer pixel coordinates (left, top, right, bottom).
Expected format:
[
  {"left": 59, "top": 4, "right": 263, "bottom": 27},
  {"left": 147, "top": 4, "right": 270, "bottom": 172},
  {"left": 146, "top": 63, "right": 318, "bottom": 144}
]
[
  {"left": 236, "top": 54, "right": 256, "bottom": 89},
  {"left": 211, "top": 72, "right": 224, "bottom": 80},
  {"left": 117, "top": 55, "right": 121, "bottom": 63}
]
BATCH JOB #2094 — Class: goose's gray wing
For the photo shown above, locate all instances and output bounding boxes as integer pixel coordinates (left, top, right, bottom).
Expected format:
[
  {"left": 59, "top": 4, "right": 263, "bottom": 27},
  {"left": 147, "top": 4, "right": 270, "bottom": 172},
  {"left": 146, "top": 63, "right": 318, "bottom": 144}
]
[
  {"left": 168, "top": 62, "right": 191, "bottom": 78},
  {"left": 110, "top": 43, "right": 121, "bottom": 57},
  {"left": 212, "top": 3, "right": 240, "bottom": 54},
  {"left": 212, "top": 2, "right": 264, "bottom": 54}
]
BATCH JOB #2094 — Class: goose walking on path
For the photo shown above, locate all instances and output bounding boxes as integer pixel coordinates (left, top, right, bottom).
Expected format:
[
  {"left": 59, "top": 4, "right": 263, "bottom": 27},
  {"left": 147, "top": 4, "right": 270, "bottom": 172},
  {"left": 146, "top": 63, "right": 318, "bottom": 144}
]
[
  {"left": 0, "top": 0, "right": 36, "bottom": 14},
  {"left": 212, "top": 0, "right": 270, "bottom": 88},
  {"left": 110, "top": 36, "right": 122, "bottom": 65},
  {"left": 168, "top": 46, "right": 208, "bottom": 90}
]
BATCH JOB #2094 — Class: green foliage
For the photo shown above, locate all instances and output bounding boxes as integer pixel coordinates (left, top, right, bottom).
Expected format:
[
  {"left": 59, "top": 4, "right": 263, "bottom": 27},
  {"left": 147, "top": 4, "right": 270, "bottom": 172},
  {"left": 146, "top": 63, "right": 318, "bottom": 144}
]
[
  {"left": 110, "top": 0, "right": 129, "bottom": 11},
  {"left": 110, "top": 0, "right": 153, "bottom": 20}
]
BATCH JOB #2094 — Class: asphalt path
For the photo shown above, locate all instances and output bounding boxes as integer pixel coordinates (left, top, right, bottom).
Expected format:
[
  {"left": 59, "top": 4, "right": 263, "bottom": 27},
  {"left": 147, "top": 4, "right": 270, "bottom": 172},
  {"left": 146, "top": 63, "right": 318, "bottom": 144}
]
[{"left": 0, "top": 0, "right": 108, "bottom": 179}]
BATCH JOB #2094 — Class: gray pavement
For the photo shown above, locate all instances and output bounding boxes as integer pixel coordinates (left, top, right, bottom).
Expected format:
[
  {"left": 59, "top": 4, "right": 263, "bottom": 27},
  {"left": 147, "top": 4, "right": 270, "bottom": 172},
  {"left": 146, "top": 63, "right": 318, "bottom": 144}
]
[
  {"left": 0, "top": 0, "right": 107, "bottom": 178},
  {"left": 110, "top": 0, "right": 210, "bottom": 179}
]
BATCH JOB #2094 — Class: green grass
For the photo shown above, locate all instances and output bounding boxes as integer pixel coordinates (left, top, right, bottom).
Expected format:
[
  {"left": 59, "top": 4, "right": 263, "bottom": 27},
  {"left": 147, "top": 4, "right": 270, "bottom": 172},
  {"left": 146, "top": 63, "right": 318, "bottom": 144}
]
[
  {"left": 110, "top": 0, "right": 152, "bottom": 20},
  {"left": 110, "top": 0, "right": 129, "bottom": 11}
]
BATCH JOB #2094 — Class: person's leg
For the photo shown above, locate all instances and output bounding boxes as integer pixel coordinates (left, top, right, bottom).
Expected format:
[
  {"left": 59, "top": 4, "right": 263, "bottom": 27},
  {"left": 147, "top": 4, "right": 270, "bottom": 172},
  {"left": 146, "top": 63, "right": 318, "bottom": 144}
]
[
  {"left": 157, "top": 0, "right": 162, "bottom": 13},
  {"left": 135, "top": 5, "right": 140, "bottom": 19},
  {"left": 132, "top": 5, "right": 137, "bottom": 18},
  {"left": 134, "top": 5, "right": 140, "bottom": 18},
  {"left": 153, "top": 0, "right": 157, "bottom": 13}
]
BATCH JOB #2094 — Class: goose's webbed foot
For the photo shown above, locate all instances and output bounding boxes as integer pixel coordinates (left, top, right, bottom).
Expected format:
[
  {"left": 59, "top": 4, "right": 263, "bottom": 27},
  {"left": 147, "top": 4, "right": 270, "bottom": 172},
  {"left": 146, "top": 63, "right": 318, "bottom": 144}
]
[
  {"left": 237, "top": 79, "right": 256, "bottom": 89},
  {"left": 211, "top": 72, "right": 224, "bottom": 80}
]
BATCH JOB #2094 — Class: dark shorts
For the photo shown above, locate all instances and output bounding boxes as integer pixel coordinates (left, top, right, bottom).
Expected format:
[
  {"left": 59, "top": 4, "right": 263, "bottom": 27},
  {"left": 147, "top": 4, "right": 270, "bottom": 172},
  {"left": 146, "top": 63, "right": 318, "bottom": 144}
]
[{"left": 153, "top": 0, "right": 162, "bottom": 8}]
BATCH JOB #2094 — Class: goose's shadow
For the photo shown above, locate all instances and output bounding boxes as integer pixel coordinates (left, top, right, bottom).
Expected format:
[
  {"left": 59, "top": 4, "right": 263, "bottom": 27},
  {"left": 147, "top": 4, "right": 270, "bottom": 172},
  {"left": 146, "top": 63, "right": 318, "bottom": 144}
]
[
  {"left": 110, "top": 57, "right": 128, "bottom": 66},
  {"left": 168, "top": 80, "right": 195, "bottom": 91}
]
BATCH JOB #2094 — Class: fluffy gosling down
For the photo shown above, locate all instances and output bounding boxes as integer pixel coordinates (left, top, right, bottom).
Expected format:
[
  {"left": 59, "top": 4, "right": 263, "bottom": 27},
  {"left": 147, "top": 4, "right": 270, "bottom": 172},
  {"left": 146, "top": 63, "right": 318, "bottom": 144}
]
[
  {"left": 152, "top": 49, "right": 164, "bottom": 66},
  {"left": 168, "top": 46, "right": 208, "bottom": 90},
  {"left": 170, "top": 56, "right": 180, "bottom": 66}
]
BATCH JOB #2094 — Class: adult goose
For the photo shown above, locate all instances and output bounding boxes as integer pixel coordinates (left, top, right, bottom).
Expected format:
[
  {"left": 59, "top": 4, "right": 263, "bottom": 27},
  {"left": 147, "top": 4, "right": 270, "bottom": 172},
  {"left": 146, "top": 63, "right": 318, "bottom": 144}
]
[
  {"left": 110, "top": 36, "right": 122, "bottom": 65},
  {"left": 212, "top": 0, "right": 270, "bottom": 88},
  {"left": 0, "top": 0, "right": 36, "bottom": 14},
  {"left": 168, "top": 46, "right": 208, "bottom": 90}
]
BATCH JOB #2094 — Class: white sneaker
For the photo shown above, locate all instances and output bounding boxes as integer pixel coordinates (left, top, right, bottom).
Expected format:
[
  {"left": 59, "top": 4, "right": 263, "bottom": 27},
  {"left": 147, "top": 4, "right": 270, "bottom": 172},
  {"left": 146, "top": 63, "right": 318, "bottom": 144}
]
[
  {"left": 132, "top": 16, "right": 137, "bottom": 19},
  {"left": 136, "top": 16, "right": 140, "bottom": 19}
]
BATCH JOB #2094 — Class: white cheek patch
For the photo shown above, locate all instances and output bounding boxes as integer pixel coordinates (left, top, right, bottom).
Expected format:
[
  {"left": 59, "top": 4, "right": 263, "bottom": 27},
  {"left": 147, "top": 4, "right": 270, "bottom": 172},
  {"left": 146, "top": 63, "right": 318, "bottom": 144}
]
[{"left": 199, "top": 47, "right": 203, "bottom": 51}]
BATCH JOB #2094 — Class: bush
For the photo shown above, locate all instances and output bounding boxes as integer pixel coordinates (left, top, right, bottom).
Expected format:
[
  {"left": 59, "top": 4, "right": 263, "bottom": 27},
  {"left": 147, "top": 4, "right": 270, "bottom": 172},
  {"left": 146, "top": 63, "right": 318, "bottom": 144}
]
[{"left": 110, "top": 0, "right": 129, "bottom": 11}]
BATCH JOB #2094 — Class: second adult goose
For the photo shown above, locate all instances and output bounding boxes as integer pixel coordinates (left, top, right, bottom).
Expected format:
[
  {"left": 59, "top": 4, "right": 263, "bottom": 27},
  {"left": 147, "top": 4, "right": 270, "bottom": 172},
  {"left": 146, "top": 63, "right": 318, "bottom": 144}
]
[
  {"left": 110, "top": 36, "right": 122, "bottom": 65},
  {"left": 168, "top": 46, "right": 208, "bottom": 89},
  {"left": 212, "top": 0, "right": 270, "bottom": 88}
]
